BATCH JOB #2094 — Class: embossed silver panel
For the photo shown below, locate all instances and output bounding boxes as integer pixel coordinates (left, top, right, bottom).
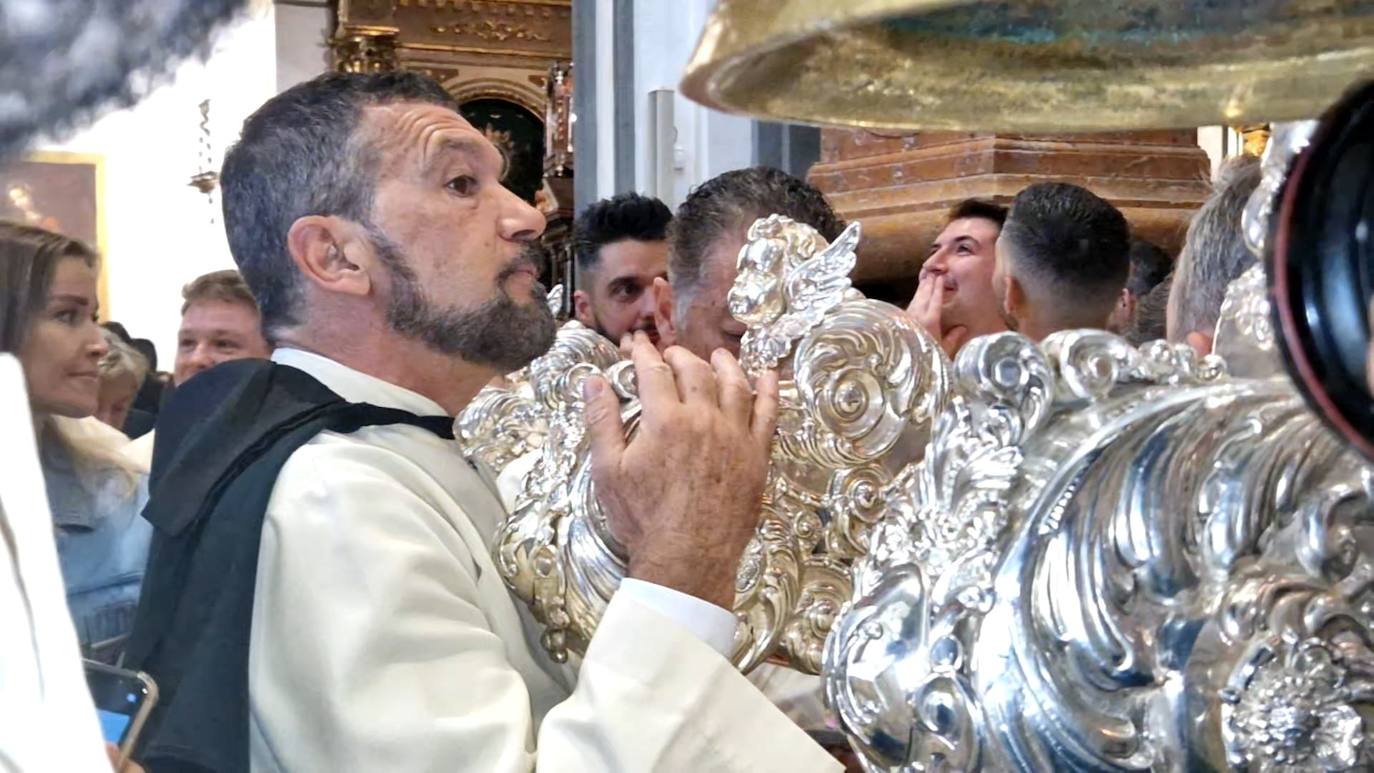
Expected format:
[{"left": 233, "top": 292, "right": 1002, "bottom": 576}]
[
  {"left": 824, "top": 275, "right": 1374, "bottom": 772},
  {"left": 460, "top": 215, "right": 949, "bottom": 672}
]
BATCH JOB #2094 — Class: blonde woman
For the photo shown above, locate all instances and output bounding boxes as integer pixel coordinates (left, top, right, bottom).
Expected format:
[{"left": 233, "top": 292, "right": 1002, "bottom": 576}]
[
  {"left": 95, "top": 329, "right": 150, "bottom": 433},
  {"left": 0, "top": 221, "right": 151, "bottom": 663}
]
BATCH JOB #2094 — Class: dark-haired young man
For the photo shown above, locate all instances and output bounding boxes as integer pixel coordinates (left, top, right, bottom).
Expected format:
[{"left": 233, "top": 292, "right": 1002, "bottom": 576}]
[
  {"left": 572, "top": 192, "right": 672, "bottom": 345},
  {"left": 906, "top": 199, "right": 1010, "bottom": 358},
  {"left": 1107, "top": 237, "right": 1173, "bottom": 334},
  {"left": 992, "top": 182, "right": 1132, "bottom": 341}
]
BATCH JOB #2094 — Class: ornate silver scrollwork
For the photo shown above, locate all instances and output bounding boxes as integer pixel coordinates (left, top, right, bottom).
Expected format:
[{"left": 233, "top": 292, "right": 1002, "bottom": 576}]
[
  {"left": 1243, "top": 121, "right": 1318, "bottom": 259},
  {"left": 461, "top": 215, "right": 949, "bottom": 673},
  {"left": 825, "top": 271, "right": 1374, "bottom": 771}
]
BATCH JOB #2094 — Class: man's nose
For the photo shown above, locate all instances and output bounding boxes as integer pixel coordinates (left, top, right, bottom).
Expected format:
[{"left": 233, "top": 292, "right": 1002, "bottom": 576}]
[
  {"left": 921, "top": 254, "right": 949, "bottom": 280},
  {"left": 636, "top": 291, "right": 657, "bottom": 321},
  {"left": 498, "top": 186, "right": 547, "bottom": 243},
  {"left": 190, "top": 344, "right": 216, "bottom": 368}
]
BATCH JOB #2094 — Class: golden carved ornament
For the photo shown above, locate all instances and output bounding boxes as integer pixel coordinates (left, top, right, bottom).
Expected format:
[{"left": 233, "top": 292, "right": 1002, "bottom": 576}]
[
  {"left": 330, "top": 27, "right": 400, "bottom": 73},
  {"left": 1235, "top": 124, "right": 1272, "bottom": 158},
  {"left": 679, "top": 0, "right": 1374, "bottom": 132}
]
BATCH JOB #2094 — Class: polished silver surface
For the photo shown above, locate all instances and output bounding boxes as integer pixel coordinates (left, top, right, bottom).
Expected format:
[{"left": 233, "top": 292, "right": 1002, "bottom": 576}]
[
  {"left": 823, "top": 269, "right": 1374, "bottom": 771},
  {"left": 460, "top": 216, "right": 949, "bottom": 673},
  {"left": 465, "top": 208, "right": 1374, "bottom": 769},
  {"left": 1243, "top": 121, "right": 1318, "bottom": 260}
]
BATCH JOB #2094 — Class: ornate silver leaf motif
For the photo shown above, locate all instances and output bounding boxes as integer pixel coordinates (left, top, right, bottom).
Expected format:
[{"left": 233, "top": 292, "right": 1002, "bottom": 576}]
[
  {"left": 1243, "top": 121, "right": 1318, "bottom": 258},
  {"left": 1213, "top": 263, "right": 1281, "bottom": 379},
  {"left": 461, "top": 217, "right": 949, "bottom": 672},
  {"left": 824, "top": 275, "right": 1374, "bottom": 771}
]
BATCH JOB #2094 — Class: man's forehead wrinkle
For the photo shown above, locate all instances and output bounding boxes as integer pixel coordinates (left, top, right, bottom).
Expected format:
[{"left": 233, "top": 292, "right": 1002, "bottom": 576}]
[{"left": 362, "top": 102, "right": 487, "bottom": 172}]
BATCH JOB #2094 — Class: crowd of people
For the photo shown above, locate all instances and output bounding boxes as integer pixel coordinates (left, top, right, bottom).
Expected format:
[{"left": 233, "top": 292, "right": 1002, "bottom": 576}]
[{"left": 1, "top": 66, "right": 1269, "bottom": 773}]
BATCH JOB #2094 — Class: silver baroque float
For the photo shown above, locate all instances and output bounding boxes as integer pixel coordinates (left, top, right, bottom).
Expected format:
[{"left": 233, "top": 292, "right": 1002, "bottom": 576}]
[
  {"left": 459, "top": 209, "right": 1374, "bottom": 770},
  {"left": 824, "top": 268, "right": 1374, "bottom": 771},
  {"left": 459, "top": 215, "right": 949, "bottom": 673}
]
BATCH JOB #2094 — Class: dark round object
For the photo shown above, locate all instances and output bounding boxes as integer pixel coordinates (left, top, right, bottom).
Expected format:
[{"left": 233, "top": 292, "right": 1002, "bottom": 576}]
[{"left": 1270, "top": 80, "right": 1374, "bottom": 459}]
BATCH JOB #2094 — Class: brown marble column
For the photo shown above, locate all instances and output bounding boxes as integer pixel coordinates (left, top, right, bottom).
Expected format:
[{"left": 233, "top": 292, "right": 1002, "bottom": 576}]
[{"left": 808, "top": 130, "right": 1211, "bottom": 287}]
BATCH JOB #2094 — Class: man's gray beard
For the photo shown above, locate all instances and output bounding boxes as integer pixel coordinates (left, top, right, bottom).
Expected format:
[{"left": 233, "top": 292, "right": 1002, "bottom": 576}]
[{"left": 368, "top": 226, "right": 556, "bottom": 373}]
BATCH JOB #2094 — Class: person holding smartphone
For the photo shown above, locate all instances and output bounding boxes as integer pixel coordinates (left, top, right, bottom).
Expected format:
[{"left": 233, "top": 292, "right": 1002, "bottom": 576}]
[
  {"left": 0, "top": 223, "right": 153, "bottom": 665},
  {"left": 0, "top": 354, "right": 149, "bottom": 773}
]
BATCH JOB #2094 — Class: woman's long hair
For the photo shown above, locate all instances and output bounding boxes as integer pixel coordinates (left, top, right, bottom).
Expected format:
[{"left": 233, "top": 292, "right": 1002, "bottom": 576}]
[
  {"left": 1, "top": 221, "right": 145, "bottom": 491},
  {"left": 0, "top": 220, "right": 99, "bottom": 352}
]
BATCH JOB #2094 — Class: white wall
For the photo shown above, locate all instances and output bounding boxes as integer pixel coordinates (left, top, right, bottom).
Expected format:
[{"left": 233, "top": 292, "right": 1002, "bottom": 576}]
[
  {"left": 1197, "top": 126, "right": 1247, "bottom": 178},
  {"left": 31, "top": 3, "right": 282, "bottom": 365},
  {"left": 276, "top": 2, "right": 332, "bottom": 93},
  {"left": 626, "top": 0, "right": 754, "bottom": 207}
]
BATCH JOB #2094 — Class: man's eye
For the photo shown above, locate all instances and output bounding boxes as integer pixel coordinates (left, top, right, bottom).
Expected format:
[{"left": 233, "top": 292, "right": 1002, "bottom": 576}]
[{"left": 447, "top": 175, "right": 479, "bottom": 196}]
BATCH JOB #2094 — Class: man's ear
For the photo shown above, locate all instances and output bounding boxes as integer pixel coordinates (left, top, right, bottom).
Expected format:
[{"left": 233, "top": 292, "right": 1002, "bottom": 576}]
[
  {"left": 652, "top": 277, "right": 677, "bottom": 349},
  {"left": 1185, "top": 330, "right": 1214, "bottom": 357},
  {"left": 572, "top": 289, "right": 594, "bottom": 327},
  {"left": 1107, "top": 288, "right": 1135, "bottom": 333},
  {"left": 1005, "top": 274, "right": 1027, "bottom": 318},
  {"left": 285, "top": 216, "right": 373, "bottom": 298}
]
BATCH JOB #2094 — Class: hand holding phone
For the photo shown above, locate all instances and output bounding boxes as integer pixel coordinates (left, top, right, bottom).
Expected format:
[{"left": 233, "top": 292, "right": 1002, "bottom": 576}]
[{"left": 84, "top": 660, "right": 157, "bottom": 770}]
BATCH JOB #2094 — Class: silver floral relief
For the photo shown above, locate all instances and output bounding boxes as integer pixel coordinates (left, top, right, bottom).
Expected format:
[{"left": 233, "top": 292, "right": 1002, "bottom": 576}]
[
  {"left": 462, "top": 216, "right": 949, "bottom": 673},
  {"left": 1212, "top": 263, "right": 1282, "bottom": 379},
  {"left": 1243, "top": 121, "right": 1318, "bottom": 259},
  {"left": 826, "top": 275, "right": 1374, "bottom": 770}
]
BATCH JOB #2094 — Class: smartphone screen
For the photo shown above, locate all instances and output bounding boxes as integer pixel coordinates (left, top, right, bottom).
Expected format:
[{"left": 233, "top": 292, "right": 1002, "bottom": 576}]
[
  {"left": 97, "top": 707, "right": 134, "bottom": 744},
  {"left": 84, "top": 661, "right": 154, "bottom": 745}
]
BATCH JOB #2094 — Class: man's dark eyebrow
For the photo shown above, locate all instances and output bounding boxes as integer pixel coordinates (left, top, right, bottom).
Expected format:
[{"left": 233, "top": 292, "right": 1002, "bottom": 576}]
[{"left": 606, "top": 276, "right": 645, "bottom": 291}]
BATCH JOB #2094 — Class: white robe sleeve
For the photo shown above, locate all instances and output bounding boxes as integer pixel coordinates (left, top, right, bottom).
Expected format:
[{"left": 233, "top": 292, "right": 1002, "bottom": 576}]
[{"left": 249, "top": 437, "right": 840, "bottom": 773}]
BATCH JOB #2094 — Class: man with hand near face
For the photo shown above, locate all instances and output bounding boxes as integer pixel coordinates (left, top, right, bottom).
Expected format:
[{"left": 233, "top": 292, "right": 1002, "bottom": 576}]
[
  {"left": 906, "top": 199, "right": 1010, "bottom": 358},
  {"left": 655, "top": 166, "right": 845, "bottom": 359},
  {"left": 572, "top": 193, "right": 671, "bottom": 347},
  {"left": 125, "top": 72, "right": 838, "bottom": 773}
]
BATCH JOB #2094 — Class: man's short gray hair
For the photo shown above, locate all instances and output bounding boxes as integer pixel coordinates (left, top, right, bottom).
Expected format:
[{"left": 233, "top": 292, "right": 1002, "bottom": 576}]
[
  {"left": 1169, "top": 155, "right": 1263, "bottom": 339},
  {"left": 221, "top": 72, "right": 461, "bottom": 342}
]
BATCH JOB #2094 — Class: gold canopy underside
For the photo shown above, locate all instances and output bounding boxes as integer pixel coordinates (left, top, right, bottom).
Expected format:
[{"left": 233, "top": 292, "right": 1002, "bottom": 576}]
[{"left": 680, "top": 0, "right": 1374, "bottom": 132}]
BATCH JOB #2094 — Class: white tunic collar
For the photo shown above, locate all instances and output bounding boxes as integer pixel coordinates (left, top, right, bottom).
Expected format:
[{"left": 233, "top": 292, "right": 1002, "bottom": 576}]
[{"left": 270, "top": 348, "right": 449, "bottom": 418}]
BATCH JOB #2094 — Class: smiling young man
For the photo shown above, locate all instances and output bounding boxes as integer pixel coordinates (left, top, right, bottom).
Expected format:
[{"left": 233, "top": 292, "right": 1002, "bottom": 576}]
[
  {"left": 906, "top": 199, "right": 1010, "bottom": 358},
  {"left": 172, "top": 269, "right": 271, "bottom": 386},
  {"left": 125, "top": 72, "right": 836, "bottom": 772}
]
